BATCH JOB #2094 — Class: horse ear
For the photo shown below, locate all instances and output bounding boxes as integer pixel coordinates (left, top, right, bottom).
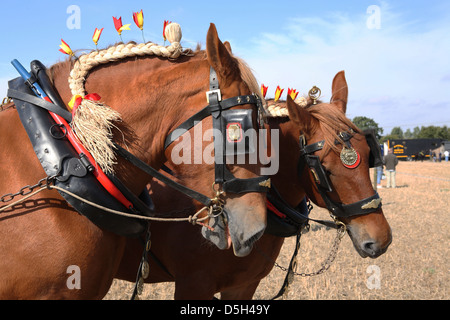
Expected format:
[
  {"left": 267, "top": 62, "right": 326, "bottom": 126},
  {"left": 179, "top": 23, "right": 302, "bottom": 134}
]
[
  {"left": 286, "top": 95, "right": 312, "bottom": 130},
  {"left": 223, "top": 41, "right": 233, "bottom": 54},
  {"left": 330, "top": 70, "right": 348, "bottom": 114},
  {"left": 206, "top": 23, "right": 238, "bottom": 83}
]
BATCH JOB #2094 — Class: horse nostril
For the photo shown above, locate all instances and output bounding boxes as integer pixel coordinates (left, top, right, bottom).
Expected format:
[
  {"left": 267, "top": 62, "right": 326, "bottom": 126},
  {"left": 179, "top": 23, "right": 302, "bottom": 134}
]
[{"left": 363, "top": 241, "right": 379, "bottom": 257}]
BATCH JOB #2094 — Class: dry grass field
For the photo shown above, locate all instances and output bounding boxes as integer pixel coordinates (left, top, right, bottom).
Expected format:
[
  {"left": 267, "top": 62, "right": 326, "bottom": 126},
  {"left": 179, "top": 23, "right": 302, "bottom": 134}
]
[{"left": 105, "top": 161, "right": 449, "bottom": 300}]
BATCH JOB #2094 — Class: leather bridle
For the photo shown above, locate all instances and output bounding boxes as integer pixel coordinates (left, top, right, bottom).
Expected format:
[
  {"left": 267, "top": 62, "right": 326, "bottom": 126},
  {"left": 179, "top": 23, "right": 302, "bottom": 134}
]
[
  {"left": 298, "top": 130, "right": 383, "bottom": 219},
  {"left": 164, "top": 67, "right": 271, "bottom": 195}
]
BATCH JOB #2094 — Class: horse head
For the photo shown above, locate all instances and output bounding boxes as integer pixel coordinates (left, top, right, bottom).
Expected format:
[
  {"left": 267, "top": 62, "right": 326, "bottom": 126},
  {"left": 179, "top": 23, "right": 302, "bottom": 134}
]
[
  {"left": 271, "top": 71, "right": 392, "bottom": 258},
  {"left": 161, "top": 24, "right": 269, "bottom": 257}
]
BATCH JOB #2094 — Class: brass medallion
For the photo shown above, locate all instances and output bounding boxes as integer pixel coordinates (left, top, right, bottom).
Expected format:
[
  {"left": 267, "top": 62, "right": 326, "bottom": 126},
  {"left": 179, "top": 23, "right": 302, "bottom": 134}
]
[
  {"left": 227, "top": 123, "right": 242, "bottom": 142},
  {"left": 340, "top": 147, "right": 360, "bottom": 168}
]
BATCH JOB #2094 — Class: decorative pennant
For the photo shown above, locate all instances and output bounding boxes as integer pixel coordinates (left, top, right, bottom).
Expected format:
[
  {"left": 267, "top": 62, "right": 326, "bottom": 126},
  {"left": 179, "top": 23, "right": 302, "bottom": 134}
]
[
  {"left": 163, "top": 20, "right": 172, "bottom": 44},
  {"left": 92, "top": 28, "right": 104, "bottom": 50},
  {"left": 261, "top": 84, "right": 268, "bottom": 98},
  {"left": 113, "top": 16, "right": 131, "bottom": 42},
  {"left": 59, "top": 39, "right": 75, "bottom": 57},
  {"left": 288, "top": 88, "right": 299, "bottom": 100},
  {"left": 133, "top": 10, "right": 145, "bottom": 43},
  {"left": 274, "top": 86, "right": 284, "bottom": 101}
]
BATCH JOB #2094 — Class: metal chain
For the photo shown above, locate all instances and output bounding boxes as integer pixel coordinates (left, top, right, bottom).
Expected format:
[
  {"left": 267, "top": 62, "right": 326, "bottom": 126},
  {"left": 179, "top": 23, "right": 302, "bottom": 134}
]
[
  {"left": 1, "top": 176, "right": 225, "bottom": 231},
  {"left": 274, "top": 224, "right": 346, "bottom": 278},
  {"left": 0, "top": 176, "right": 55, "bottom": 205},
  {"left": 269, "top": 222, "right": 346, "bottom": 300},
  {"left": 0, "top": 97, "right": 14, "bottom": 112},
  {"left": 132, "top": 228, "right": 152, "bottom": 300}
]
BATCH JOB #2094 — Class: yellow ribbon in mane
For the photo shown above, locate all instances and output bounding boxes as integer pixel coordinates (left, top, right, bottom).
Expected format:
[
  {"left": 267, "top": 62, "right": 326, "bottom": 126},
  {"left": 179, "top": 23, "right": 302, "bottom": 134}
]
[{"left": 68, "top": 94, "right": 101, "bottom": 115}]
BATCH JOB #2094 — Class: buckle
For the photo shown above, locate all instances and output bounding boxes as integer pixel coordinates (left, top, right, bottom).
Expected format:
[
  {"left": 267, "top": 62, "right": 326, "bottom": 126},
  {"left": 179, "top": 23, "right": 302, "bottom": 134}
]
[{"left": 206, "top": 89, "right": 222, "bottom": 103}]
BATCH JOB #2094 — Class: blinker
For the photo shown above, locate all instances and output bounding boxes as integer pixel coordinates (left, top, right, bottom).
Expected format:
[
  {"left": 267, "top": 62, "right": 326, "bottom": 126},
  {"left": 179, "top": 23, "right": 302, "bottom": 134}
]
[
  {"left": 222, "top": 109, "right": 256, "bottom": 156},
  {"left": 364, "top": 131, "right": 383, "bottom": 168}
]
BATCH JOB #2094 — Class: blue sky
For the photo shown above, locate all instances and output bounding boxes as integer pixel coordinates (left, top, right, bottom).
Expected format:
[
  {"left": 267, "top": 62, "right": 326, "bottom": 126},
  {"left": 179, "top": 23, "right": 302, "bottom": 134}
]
[{"left": 1, "top": 0, "right": 449, "bottom": 133}]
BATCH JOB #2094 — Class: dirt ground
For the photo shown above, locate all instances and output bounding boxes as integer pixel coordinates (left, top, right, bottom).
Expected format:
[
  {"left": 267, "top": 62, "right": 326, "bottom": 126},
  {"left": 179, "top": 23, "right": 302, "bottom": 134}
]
[{"left": 105, "top": 161, "right": 449, "bottom": 300}]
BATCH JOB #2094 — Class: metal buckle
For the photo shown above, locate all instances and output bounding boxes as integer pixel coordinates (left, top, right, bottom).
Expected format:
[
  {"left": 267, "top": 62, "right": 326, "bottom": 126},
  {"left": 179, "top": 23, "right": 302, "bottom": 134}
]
[{"left": 206, "top": 89, "right": 222, "bottom": 103}]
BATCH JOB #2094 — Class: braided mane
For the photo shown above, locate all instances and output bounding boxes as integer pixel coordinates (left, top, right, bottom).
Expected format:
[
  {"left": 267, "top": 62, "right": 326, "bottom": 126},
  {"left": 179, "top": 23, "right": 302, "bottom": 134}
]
[
  {"left": 48, "top": 23, "right": 262, "bottom": 174},
  {"left": 66, "top": 24, "right": 185, "bottom": 174}
]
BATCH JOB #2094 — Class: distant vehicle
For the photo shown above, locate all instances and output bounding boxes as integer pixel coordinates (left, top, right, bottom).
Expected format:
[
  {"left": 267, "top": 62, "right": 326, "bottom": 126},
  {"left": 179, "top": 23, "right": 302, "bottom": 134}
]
[
  {"left": 443, "top": 141, "right": 450, "bottom": 152},
  {"left": 385, "top": 138, "right": 444, "bottom": 161}
]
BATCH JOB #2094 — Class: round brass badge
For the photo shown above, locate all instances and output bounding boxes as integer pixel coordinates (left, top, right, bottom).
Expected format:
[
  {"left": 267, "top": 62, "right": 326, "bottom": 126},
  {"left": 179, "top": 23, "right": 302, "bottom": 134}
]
[{"left": 340, "top": 147, "right": 360, "bottom": 169}]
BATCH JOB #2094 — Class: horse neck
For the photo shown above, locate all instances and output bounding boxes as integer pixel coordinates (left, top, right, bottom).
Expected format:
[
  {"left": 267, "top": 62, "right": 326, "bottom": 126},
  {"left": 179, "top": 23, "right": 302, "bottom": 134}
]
[
  {"left": 52, "top": 55, "right": 210, "bottom": 194},
  {"left": 268, "top": 118, "right": 308, "bottom": 207}
]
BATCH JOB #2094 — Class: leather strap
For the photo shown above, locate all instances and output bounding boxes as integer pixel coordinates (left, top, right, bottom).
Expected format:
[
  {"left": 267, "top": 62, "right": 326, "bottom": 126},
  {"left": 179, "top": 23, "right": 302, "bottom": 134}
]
[
  {"left": 268, "top": 185, "right": 339, "bottom": 229},
  {"left": 298, "top": 131, "right": 383, "bottom": 218},
  {"left": 210, "top": 67, "right": 219, "bottom": 91},
  {"left": 7, "top": 88, "right": 72, "bottom": 122},
  {"left": 222, "top": 174, "right": 270, "bottom": 194},
  {"left": 114, "top": 144, "right": 213, "bottom": 207},
  {"left": 164, "top": 95, "right": 260, "bottom": 150}
]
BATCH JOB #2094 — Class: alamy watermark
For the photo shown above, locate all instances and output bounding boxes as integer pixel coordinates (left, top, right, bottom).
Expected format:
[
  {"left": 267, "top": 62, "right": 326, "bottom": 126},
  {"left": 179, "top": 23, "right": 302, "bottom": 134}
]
[
  {"left": 67, "top": 5, "right": 81, "bottom": 30},
  {"left": 367, "top": 5, "right": 382, "bottom": 30},
  {"left": 170, "top": 123, "right": 280, "bottom": 176},
  {"left": 366, "top": 265, "right": 381, "bottom": 290},
  {"left": 67, "top": 265, "right": 81, "bottom": 290}
]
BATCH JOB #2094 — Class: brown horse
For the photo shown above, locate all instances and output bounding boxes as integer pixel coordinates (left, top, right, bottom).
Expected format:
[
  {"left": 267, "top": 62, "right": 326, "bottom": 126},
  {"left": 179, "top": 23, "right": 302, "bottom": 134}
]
[
  {"left": 0, "top": 24, "right": 268, "bottom": 299},
  {"left": 115, "top": 70, "right": 392, "bottom": 299}
]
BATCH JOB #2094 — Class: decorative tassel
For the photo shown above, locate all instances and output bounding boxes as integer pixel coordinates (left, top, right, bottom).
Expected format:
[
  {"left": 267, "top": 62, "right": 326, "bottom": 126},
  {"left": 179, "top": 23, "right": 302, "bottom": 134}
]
[
  {"left": 164, "top": 23, "right": 182, "bottom": 44},
  {"left": 69, "top": 96, "right": 122, "bottom": 174}
]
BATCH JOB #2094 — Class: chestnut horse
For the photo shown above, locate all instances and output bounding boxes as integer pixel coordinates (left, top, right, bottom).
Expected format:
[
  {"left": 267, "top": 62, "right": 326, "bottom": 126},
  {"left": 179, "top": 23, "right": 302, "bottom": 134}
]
[
  {"left": 115, "top": 71, "right": 392, "bottom": 299},
  {"left": 0, "top": 24, "right": 268, "bottom": 299}
]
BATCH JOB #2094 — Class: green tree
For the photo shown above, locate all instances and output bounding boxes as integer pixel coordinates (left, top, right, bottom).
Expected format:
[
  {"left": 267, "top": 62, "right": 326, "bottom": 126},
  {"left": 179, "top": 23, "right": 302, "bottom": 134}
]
[
  {"left": 418, "top": 126, "right": 439, "bottom": 139},
  {"left": 390, "top": 127, "right": 404, "bottom": 139},
  {"left": 404, "top": 128, "right": 414, "bottom": 139},
  {"left": 352, "top": 116, "right": 383, "bottom": 139},
  {"left": 437, "top": 126, "right": 450, "bottom": 140}
]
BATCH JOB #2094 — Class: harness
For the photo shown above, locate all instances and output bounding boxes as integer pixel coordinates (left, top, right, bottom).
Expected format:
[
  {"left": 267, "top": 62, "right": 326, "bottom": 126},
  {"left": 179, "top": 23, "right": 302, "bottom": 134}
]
[
  {"left": 264, "top": 128, "right": 384, "bottom": 300},
  {"left": 164, "top": 67, "right": 270, "bottom": 194},
  {"left": 298, "top": 129, "right": 383, "bottom": 219},
  {"left": 264, "top": 128, "right": 384, "bottom": 238},
  {"left": 6, "top": 60, "right": 270, "bottom": 237}
]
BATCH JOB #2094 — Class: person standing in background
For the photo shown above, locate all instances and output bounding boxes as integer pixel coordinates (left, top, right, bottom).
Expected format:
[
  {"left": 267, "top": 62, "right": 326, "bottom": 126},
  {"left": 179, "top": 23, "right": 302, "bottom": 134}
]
[
  {"left": 376, "top": 166, "right": 383, "bottom": 188},
  {"left": 383, "top": 148, "right": 399, "bottom": 188}
]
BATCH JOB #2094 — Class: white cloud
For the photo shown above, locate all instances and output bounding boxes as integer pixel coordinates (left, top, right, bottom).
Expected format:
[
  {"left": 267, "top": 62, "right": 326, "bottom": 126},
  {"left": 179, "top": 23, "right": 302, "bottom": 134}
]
[{"left": 238, "top": 3, "right": 450, "bottom": 132}]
